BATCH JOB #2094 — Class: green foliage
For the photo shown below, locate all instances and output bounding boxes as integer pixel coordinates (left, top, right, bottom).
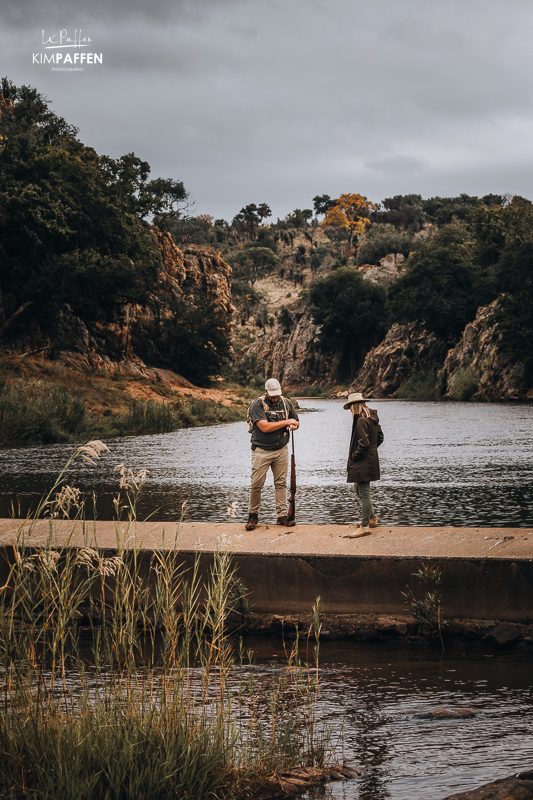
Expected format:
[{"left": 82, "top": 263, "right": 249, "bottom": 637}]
[
  {"left": 387, "top": 224, "right": 495, "bottom": 343},
  {"left": 313, "top": 194, "right": 335, "bottom": 217},
  {"left": 396, "top": 370, "right": 440, "bottom": 401},
  {"left": 0, "top": 80, "right": 186, "bottom": 340},
  {"left": 277, "top": 305, "right": 295, "bottom": 334},
  {"left": 373, "top": 194, "right": 426, "bottom": 231},
  {"left": 402, "top": 563, "right": 447, "bottom": 644},
  {"left": 223, "top": 353, "right": 265, "bottom": 389},
  {"left": 284, "top": 208, "right": 313, "bottom": 228},
  {"left": 151, "top": 297, "right": 232, "bottom": 386},
  {"left": 356, "top": 223, "right": 415, "bottom": 265},
  {"left": 0, "top": 380, "right": 87, "bottom": 444},
  {"left": 232, "top": 246, "right": 280, "bottom": 285},
  {"left": 309, "top": 267, "right": 387, "bottom": 379},
  {"left": 298, "top": 384, "right": 332, "bottom": 397},
  {"left": 448, "top": 364, "right": 480, "bottom": 401}
]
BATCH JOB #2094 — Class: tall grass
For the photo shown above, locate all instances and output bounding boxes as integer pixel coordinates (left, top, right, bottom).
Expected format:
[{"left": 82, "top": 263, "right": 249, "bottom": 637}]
[
  {"left": 0, "top": 380, "right": 87, "bottom": 445},
  {"left": 0, "top": 442, "right": 331, "bottom": 799},
  {"left": 0, "top": 379, "right": 245, "bottom": 445}
]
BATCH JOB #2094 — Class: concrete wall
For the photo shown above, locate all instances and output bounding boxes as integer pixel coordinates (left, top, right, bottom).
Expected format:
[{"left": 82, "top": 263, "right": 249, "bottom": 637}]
[{"left": 1, "top": 546, "right": 532, "bottom": 622}]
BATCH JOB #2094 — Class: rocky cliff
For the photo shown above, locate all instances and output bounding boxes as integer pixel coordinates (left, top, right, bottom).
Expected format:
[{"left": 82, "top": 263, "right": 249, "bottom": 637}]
[
  {"left": 350, "top": 323, "right": 447, "bottom": 397},
  {"left": 241, "top": 256, "right": 404, "bottom": 387},
  {"left": 349, "top": 300, "right": 531, "bottom": 401},
  {"left": 8, "top": 229, "right": 234, "bottom": 385},
  {"left": 245, "top": 309, "right": 338, "bottom": 385},
  {"left": 442, "top": 300, "right": 528, "bottom": 401}
]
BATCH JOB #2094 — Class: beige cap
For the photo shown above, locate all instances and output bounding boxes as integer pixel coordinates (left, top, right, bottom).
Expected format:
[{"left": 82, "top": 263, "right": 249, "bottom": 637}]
[
  {"left": 265, "top": 378, "right": 282, "bottom": 396},
  {"left": 343, "top": 392, "right": 366, "bottom": 409}
]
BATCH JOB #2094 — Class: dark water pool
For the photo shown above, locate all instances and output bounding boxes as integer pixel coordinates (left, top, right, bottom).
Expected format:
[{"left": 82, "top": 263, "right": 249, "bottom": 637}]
[{"left": 248, "top": 638, "right": 533, "bottom": 800}]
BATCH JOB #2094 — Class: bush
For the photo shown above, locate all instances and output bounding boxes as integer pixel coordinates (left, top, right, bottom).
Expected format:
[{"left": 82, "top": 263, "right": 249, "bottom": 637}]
[
  {"left": 396, "top": 371, "right": 440, "bottom": 401},
  {"left": 448, "top": 365, "right": 480, "bottom": 401}
]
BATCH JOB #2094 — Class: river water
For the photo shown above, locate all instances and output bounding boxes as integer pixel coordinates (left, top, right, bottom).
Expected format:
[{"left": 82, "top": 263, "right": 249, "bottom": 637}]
[
  {"left": 0, "top": 399, "right": 532, "bottom": 526},
  {"left": 247, "top": 639, "right": 533, "bottom": 800}
]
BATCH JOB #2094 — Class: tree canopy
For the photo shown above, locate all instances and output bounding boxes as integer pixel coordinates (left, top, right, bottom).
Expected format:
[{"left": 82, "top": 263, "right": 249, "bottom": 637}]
[{"left": 309, "top": 267, "right": 387, "bottom": 379}]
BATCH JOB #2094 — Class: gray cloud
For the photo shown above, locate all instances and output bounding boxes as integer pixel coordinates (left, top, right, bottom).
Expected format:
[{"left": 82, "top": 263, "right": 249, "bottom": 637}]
[{"left": 1, "top": 0, "right": 533, "bottom": 219}]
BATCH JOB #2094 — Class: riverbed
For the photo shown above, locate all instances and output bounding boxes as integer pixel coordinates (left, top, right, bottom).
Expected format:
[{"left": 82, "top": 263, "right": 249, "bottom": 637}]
[{"left": 1, "top": 399, "right": 531, "bottom": 527}]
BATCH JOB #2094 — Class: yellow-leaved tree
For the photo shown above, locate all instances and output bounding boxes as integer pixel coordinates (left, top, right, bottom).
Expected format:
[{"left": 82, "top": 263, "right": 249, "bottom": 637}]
[{"left": 322, "top": 193, "right": 376, "bottom": 251}]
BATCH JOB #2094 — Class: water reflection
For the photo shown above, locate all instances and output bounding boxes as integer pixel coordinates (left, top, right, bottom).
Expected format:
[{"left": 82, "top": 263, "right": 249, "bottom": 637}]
[
  {"left": 290, "top": 642, "right": 533, "bottom": 800},
  {"left": 0, "top": 400, "right": 532, "bottom": 526}
]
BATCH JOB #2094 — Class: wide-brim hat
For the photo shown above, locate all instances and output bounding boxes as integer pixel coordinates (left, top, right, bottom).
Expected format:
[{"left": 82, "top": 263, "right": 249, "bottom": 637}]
[{"left": 343, "top": 392, "right": 366, "bottom": 410}]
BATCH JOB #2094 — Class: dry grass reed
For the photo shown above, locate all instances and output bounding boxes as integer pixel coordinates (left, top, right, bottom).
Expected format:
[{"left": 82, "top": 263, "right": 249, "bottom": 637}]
[{"left": 0, "top": 441, "right": 332, "bottom": 799}]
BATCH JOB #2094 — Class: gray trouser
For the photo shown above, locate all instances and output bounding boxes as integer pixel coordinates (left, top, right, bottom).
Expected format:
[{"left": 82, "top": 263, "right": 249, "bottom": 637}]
[
  {"left": 355, "top": 482, "right": 374, "bottom": 526},
  {"left": 249, "top": 445, "right": 289, "bottom": 517}
]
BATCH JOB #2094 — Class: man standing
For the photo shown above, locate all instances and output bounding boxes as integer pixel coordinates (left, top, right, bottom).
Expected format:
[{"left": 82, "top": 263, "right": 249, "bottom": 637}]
[{"left": 245, "top": 378, "right": 299, "bottom": 530}]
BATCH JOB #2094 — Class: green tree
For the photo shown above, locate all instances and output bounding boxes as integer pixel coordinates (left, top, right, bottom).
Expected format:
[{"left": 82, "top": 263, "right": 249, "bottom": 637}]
[
  {"left": 387, "top": 224, "right": 494, "bottom": 343},
  {"left": 151, "top": 297, "right": 231, "bottom": 386},
  {"left": 233, "top": 247, "right": 280, "bottom": 285},
  {"left": 0, "top": 79, "right": 186, "bottom": 338},
  {"left": 313, "top": 194, "right": 334, "bottom": 217},
  {"left": 309, "top": 267, "right": 387, "bottom": 379},
  {"left": 356, "top": 224, "right": 415, "bottom": 265}
]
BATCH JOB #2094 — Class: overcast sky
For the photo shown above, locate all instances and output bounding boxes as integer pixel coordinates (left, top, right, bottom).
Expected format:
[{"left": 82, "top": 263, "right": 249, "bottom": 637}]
[{"left": 2, "top": 0, "right": 533, "bottom": 221}]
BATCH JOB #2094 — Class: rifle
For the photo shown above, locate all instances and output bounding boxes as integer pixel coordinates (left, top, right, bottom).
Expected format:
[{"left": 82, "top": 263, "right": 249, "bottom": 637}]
[{"left": 287, "top": 430, "right": 296, "bottom": 522}]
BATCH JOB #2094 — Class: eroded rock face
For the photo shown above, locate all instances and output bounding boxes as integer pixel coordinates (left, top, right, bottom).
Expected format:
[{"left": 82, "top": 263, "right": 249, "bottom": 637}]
[
  {"left": 349, "top": 324, "right": 447, "bottom": 397},
  {"left": 9, "top": 230, "right": 234, "bottom": 384},
  {"left": 442, "top": 301, "right": 526, "bottom": 401},
  {"left": 246, "top": 311, "right": 338, "bottom": 385}
]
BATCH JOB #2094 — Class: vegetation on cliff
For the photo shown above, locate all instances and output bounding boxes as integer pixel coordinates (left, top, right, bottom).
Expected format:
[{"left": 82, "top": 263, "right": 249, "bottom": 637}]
[
  {"left": 2, "top": 78, "right": 532, "bottom": 412},
  {"left": 0, "top": 79, "right": 232, "bottom": 390}
]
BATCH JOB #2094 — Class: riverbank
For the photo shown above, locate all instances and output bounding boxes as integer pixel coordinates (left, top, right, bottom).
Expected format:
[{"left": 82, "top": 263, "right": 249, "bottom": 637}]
[
  {"left": 0, "top": 353, "right": 248, "bottom": 445},
  {"left": 2, "top": 520, "right": 532, "bottom": 638}
]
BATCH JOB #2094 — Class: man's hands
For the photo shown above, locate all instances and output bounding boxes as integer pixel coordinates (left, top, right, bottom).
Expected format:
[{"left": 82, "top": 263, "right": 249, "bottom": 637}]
[{"left": 256, "top": 417, "right": 299, "bottom": 434}]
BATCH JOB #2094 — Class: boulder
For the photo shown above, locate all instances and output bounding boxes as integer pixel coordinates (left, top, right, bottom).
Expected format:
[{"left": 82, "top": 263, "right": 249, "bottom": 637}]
[
  {"left": 483, "top": 622, "right": 522, "bottom": 647},
  {"left": 442, "top": 771, "right": 533, "bottom": 799}
]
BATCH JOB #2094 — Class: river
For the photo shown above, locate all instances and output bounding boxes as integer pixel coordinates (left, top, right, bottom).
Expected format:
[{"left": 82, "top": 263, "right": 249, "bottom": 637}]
[
  {"left": 0, "top": 399, "right": 532, "bottom": 526},
  {"left": 249, "top": 638, "right": 532, "bottom": 800}
]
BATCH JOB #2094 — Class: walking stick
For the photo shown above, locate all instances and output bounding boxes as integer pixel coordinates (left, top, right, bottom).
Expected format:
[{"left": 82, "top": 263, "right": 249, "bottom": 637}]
[{"left": 287, "top": 429, "right": 296, "bottom": 522}]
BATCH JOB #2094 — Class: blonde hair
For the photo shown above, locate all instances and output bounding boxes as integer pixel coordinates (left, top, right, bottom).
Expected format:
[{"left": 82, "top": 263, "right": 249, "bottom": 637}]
[{"left": 351, "top": 402, "right": 371, "bottom": 418}]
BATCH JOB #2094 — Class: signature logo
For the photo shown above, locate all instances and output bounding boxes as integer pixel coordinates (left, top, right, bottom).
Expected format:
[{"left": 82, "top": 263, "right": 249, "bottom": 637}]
[
  {"left": 41, "top": 29, "right": 94, "bottom": 49},
  {"left": 33, "top": 30, "right": 102, "bottom": 70}
]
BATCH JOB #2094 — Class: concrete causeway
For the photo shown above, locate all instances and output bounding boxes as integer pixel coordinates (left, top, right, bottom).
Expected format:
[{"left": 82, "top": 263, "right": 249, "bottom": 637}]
[{"left": 1, "top": 519, "right": 532, "bottom": 621}]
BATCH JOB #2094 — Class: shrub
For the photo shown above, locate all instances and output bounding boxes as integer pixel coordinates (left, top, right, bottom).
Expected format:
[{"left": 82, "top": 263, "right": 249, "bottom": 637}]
[{"left": 449, "top": 365, "right": 480, "bottom": 401}]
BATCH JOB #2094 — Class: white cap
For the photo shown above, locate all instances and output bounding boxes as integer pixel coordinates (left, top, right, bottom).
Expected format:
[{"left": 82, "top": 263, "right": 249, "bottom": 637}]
[{"left": 265, "top": 378, "right": 282, "bottom": 396}]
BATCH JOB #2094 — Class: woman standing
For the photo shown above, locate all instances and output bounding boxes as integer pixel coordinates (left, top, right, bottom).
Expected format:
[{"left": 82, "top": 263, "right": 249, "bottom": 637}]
[{"left": 344, "top": 392, "right": 384, "bottom": 538}]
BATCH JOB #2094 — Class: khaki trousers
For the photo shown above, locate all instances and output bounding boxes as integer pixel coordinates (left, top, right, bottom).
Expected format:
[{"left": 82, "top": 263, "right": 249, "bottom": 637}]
[{"left": 249, "top": 445, "right": 289, "bottom": 517}]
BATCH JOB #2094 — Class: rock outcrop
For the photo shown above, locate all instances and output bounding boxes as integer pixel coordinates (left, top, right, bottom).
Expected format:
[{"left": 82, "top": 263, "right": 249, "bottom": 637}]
[
  {"left": 357, "top": 252, "right": 405, "bottom": 285},
  {"left": 9, "top": 230, "right": 234, "bottom": 385},
  {"left": 442, "top": 301, "right": 527, "bottom": 401},
  {"left": 349, "top": 323, "right": 447, "bottom": 397},
  {"left": 246, "top": 310, "right": 338, "bottom": 385}
]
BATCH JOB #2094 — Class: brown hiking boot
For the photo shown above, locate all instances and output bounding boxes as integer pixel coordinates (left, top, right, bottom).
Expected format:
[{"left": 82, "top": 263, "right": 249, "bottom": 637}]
[
  {"left": 369, "top": 516, "right": 379, "bottom": 528},
  {"left": 348, "top": 525, "right": 371, "bottom": 538},
  {"left": 245, "top": 513, "right": 258, "bottom": 531},
  {"left": 276, "top": 516, "right": 296, "bottom": 527}
]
